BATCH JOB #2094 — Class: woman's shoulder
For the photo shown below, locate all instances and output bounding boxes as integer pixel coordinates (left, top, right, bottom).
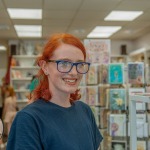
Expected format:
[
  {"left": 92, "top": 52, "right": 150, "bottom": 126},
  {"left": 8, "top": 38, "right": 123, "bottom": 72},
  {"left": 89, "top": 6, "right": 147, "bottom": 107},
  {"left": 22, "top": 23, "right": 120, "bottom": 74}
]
[
  {"left": 18, "top": 99, "right": 47, "bottom": 116},
  {"left": 74, "top": 100, "right": 91, "bottom": 111}
]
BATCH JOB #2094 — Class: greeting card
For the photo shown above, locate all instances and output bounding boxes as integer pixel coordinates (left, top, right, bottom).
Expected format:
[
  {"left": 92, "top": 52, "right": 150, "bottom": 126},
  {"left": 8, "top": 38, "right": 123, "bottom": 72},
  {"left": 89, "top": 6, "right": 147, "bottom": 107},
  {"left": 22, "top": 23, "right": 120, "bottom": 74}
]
[
  {"left": 137, "top": 141, "right": 146, "bottom": 150},
  {"left": 99, "top": 64, "right": 108, "bottom": 84},
  {"left": 129, "top": 88, "right": 145, "bottom": 111},
  {"left": 109, "top": 114, "right": 126, "bottom": 137},
  {"left": 146, "top": 113, "right": 150, "bottom": 136},
  {"left": 99, "top": 108, "right": 110, "bottom": 129},
  {"left": 128, "top": 114, "right": 148, "bottom": 138},
  {"left": 79, "top": 74, "right": 86, "bottom": 86},
  {"left": 100, "top": 129, "right": 112, "bottom": 150},
  {"left": 79, "top": 86, "right": 86, "bottom": 103},
  {"left": 90, "top": 106, "right": 99, "bottom": 127},
  {"left": 84, "top": 39, "right": 110, "bottom": 64},
  {"left": 86, "top": 65, "right": 98, "bottom": 85},
  {"left": 86, "top": 86, "right": 98, "bottom": 105},
  {"left": 109, "top": 88, "right": 126, "bottom": 110},
  {"left": 128, "top": 62, "right": 144, "bottom": 84},
  {"left": 111, "top": 141, "right": 127, "bottom": 150},
  {"left": 98, "top": 85, "right": 110, "bottom": 107},
  {"left": 108, "top": 63, "right": 124, "bottom": 84}
]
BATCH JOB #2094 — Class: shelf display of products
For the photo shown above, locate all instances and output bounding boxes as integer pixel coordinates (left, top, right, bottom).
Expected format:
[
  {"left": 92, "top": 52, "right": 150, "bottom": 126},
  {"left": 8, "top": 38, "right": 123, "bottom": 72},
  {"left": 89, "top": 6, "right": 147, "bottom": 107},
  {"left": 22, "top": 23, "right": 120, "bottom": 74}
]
[
  {"left": 10, "top": 55, "right": 39, "bottom": 110},
  {"left": 83, "top": 39, "right": 150, "bottom": 150}
]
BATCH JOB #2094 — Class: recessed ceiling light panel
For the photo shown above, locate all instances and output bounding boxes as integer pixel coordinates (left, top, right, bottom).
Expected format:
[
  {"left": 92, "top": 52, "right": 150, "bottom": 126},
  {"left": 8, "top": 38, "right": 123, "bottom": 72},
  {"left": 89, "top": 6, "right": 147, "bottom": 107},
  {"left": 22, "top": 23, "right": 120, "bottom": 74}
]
[
  {"left": 14, "top": 25, "right": 42, "bottom": 37},
  {"left": 104, "top": 11, "right": 143, "bottom": 21},
  {"left": 7, "top": 8, "right": 42, "bottom": 19},
  {"left": 87, "top": 26, "right": 122, "bottom": 38},
  {"left": 0, "top": 45, "right": 6, "bottom": 51}
]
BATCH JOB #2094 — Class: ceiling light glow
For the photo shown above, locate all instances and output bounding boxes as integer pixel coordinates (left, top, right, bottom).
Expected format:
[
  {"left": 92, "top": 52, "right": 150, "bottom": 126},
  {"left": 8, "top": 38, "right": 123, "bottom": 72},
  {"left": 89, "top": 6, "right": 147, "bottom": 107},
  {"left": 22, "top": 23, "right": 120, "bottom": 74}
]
[
  {"left": 104, "top": 11, "right": 143, "bottom": 21},
  {"left": 87, "top": 26, "right": 122, "bottom": 38},
  {"left": 14, "top": 25, "right": 42, "bottom": 37},
  {"left": 7, "top": 8, "right": 42, "bottom": 19}
]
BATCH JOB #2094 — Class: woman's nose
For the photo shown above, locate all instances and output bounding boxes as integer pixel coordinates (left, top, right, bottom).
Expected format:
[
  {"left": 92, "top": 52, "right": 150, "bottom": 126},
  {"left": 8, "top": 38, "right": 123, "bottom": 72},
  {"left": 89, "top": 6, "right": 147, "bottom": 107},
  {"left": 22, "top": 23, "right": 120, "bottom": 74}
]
[{"left": 68, "top": 65, "right": 78, "bottom": 75}]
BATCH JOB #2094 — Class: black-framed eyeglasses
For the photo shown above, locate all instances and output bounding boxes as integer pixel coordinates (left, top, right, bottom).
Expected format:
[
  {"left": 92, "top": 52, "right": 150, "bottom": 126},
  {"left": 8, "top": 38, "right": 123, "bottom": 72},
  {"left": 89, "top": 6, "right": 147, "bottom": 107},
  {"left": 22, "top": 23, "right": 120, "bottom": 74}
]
[{"left": 48, "top": 60, "right": 90, "bottom": 74}]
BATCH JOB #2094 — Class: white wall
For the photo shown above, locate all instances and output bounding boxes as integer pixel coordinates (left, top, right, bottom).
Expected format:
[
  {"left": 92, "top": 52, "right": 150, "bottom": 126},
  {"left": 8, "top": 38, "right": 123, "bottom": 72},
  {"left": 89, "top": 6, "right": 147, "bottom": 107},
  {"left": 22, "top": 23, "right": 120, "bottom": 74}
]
[
  {"left": 111, "top": 40, "right": 134, "bottom": 55},
  {"left": 133, "top": 33, "right": 150, "bottom": 51}
]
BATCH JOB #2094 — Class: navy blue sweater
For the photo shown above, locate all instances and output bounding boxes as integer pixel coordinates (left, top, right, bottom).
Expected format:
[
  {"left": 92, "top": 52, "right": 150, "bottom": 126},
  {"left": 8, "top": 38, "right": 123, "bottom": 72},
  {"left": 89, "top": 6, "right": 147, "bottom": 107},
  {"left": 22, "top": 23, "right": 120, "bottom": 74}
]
[{"left": 6, "top": 99, "right": 103, "bottom": 150}]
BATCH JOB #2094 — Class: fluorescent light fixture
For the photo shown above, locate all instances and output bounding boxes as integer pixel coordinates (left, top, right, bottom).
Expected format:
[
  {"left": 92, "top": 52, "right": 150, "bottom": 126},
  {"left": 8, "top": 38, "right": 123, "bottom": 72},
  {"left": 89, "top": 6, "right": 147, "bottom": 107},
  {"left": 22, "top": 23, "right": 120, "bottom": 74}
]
[
  {"left": 0, "top": 45, "right": 6, "bottom": 51},
  {"left": 7, "top": 8, "right": 42, "bottom": 19},
  {"left": 104, "top": 11, "right": 143, "bottom": 21},
  {"left": 92, "top": 26, "right": 122, "bottom": 33},
  {"left": 87, "top": 33, "right": 112, "bottom": 38},
  {"left": 17, "top": 32, "right": 41, "bottom": 37},
  {"left": 14, "top": 25, "right": 42, "bottom": 37},
  {"left": 87, "top": 26, "right": 121, "bottom": 38}
]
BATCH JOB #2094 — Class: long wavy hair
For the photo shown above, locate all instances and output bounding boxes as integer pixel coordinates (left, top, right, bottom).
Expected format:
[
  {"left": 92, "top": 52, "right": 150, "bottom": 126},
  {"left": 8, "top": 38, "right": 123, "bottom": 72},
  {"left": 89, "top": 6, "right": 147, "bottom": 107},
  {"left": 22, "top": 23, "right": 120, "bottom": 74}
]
[{"left": 31, "top": 33, "right": 86, "bottom": 102}]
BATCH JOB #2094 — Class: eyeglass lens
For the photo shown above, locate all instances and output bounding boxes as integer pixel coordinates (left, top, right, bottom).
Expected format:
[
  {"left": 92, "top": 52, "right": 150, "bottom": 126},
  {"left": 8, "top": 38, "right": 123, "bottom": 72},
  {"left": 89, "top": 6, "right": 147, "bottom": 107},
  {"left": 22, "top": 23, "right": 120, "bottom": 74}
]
[{"left": 57, "top": 61, "right": 89, "bottom": 74}]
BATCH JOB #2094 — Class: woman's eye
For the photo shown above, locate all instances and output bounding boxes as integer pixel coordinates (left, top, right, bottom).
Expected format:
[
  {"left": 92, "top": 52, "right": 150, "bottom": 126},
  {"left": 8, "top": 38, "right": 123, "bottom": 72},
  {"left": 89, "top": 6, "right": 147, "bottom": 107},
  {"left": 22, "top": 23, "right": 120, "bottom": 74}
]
[
  {"left": 60, "top": 61, "right": 70, "bottom": 67},
  {"left": 78, "top": 63, "right": 84, "bottom": 68}
]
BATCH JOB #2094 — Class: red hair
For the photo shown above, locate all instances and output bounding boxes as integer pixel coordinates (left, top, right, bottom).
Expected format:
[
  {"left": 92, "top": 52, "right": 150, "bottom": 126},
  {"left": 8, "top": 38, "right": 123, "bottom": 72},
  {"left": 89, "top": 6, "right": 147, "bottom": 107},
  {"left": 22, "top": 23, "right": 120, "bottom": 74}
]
[
  {"left": 32, "top": 33, "right": 86, "bottom": 102},
  {"left": 5, "top": 86, "right": 16, "bottom": 97}
]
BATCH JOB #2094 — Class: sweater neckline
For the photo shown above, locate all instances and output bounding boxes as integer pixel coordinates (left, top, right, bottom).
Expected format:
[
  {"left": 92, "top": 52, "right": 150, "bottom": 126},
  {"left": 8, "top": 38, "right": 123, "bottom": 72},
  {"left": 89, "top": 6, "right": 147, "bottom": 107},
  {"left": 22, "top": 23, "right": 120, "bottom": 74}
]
[{"left": 47, "top": 100, "right": 75, "bottom": 110}]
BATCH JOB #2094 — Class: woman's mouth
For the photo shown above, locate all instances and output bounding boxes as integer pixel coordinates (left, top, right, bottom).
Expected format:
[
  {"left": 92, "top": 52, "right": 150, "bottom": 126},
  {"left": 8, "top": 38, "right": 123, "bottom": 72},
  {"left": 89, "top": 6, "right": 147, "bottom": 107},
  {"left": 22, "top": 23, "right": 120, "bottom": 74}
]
[{"left": 63, "top": 78, "right": 77, "bottom": 85}]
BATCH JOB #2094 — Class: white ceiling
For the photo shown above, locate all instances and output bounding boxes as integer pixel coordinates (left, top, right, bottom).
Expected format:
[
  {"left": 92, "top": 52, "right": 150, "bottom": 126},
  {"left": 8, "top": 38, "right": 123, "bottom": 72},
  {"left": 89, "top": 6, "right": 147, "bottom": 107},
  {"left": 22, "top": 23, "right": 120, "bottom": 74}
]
[{"left": 0, "top": 0, "right": 150, "bottom": 40}]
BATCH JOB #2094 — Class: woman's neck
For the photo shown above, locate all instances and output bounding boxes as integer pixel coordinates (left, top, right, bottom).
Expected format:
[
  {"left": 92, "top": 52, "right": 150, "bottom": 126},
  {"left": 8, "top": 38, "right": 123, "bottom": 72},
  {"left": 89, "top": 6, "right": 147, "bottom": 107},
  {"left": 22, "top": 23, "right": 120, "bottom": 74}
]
[{"left": 50, "top": 94, "right": 71, "bottom": 108}]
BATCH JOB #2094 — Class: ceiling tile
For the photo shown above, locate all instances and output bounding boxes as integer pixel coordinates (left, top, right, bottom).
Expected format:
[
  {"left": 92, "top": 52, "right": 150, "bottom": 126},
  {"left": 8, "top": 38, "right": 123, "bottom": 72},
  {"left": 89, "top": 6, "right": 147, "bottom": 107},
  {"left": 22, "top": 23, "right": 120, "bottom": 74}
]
[
  {"left": 80, "top": 0, "right": 120, "bottom": 11},
  {"left": 0, "top": 1, "right": 5, "bottom": 9},
  {"left": 44, "top": 0, "right": 82, "bottom": 10},
  {"left": 43, "top": 19, "right": 72, "bottom": 26},
  {"left": 4, "top": 0, "right": 43, "bottom": 8},
  {"left": 116, "top": 0, "right": 150, "bottom": 11},
  {"left": 43, "top": 10, "right": 76, "bottom": 19}
]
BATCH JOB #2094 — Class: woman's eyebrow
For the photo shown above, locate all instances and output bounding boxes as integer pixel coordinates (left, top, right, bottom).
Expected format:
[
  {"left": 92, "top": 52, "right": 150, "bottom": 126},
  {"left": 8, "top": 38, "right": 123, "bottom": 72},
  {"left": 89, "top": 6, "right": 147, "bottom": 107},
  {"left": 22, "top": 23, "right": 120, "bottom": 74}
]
[{"left": 56, "top": 58, "right": 85, "bottom": 62}]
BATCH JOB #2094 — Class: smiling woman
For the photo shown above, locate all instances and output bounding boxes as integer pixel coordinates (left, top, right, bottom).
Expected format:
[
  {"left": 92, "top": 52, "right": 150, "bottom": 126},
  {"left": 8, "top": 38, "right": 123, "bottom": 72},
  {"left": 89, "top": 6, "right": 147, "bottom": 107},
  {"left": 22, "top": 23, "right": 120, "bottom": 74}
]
[{"left": 6, "top": 33, "right": 103, "bottom": 150}]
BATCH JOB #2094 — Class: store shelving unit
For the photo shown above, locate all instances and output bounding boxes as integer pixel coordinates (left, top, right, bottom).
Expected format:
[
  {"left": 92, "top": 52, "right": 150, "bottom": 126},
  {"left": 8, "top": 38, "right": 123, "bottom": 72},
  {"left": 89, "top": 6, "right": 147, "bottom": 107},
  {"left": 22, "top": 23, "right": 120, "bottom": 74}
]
[
  {"left": 129, "top": 93, "right": 150, "bottom": 150},
  {"left": 111, "top": 55, "right": 128, "bottom": 63},
  {"left": 10, "top": 54, "right": 39, "bottom": 110}
]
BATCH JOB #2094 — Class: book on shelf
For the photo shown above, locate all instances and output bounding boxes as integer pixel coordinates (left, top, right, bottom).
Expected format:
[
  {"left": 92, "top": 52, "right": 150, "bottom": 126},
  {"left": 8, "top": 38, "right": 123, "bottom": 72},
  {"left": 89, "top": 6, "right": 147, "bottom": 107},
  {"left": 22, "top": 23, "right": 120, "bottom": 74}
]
[
  {"left": 128, "top": 62, "right": 144, "bottom": 84},
  {"left": 109, "top": 114, "right": 126, "bottom": 137},
  {"left": 108, "top": 63, "right": 124, "bottom": 84},
  {"left": 109, "top": 88, "right": 126, "bottom": 110},
  {"left": 84, "top": 39, "right": 110, "bottom": 64}
]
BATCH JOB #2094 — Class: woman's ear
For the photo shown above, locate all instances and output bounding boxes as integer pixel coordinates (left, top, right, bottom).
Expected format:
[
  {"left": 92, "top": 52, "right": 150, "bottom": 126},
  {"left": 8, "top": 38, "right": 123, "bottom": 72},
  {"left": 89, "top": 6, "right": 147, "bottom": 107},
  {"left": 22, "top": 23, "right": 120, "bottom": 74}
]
[{"left": 39, "top": 60, "right": 48, "bottom": 75}]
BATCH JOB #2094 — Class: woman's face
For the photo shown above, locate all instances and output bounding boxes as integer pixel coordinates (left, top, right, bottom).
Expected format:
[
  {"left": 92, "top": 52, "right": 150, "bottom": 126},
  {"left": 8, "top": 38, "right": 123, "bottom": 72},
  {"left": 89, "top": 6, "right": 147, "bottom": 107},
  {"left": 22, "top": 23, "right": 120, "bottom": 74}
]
[{"left": 45, "top": 43, "right": 84, "bottom": 96}]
